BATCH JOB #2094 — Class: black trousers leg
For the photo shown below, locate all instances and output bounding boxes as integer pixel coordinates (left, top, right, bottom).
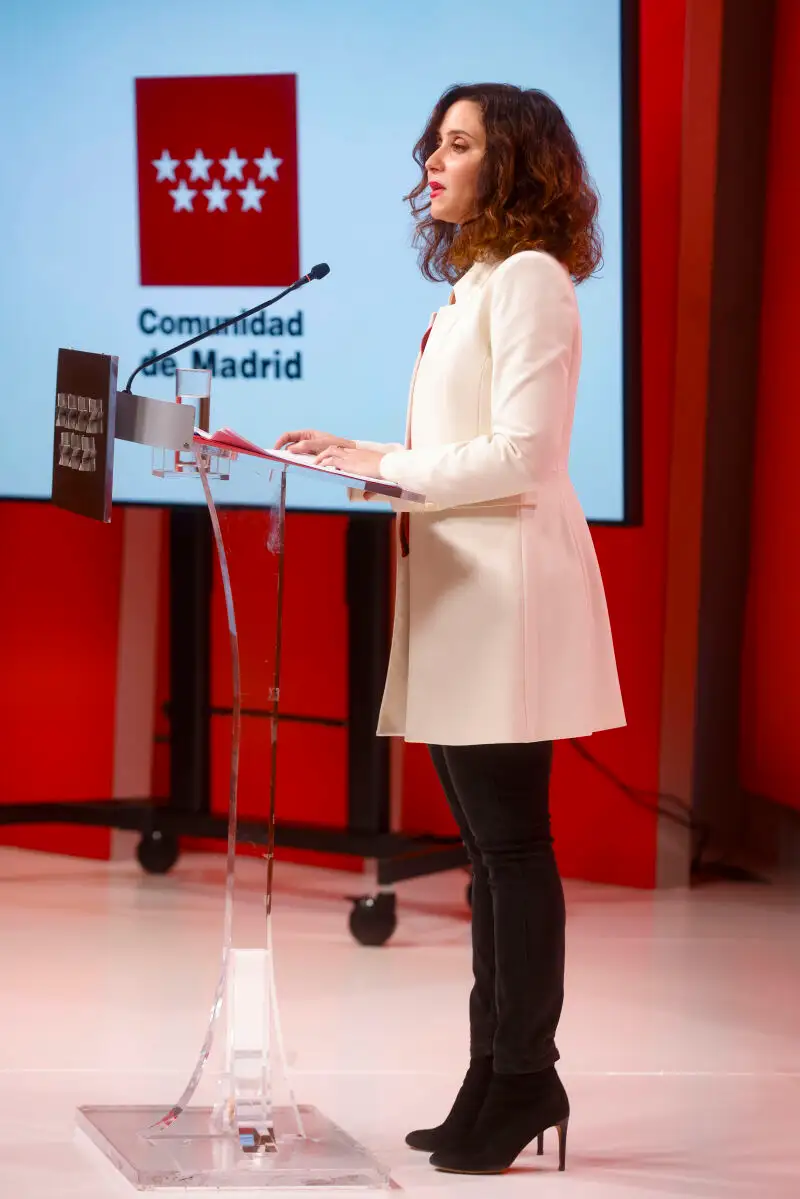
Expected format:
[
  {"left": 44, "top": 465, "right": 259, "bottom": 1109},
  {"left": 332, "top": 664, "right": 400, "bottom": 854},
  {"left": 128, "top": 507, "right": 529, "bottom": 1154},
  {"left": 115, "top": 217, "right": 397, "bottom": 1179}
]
[
  {"left": 429, "top": 744, "right": 496, "bottom": 1060},
  {"left": 429, "top": 741, "right": 565, "bottom": 1075}
]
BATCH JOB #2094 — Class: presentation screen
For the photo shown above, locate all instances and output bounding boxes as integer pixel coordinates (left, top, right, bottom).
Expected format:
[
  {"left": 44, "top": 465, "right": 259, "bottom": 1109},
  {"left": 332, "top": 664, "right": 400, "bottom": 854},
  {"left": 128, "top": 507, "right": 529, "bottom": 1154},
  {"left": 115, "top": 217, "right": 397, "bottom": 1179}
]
[{"left": 1, "top": 0, "right": 632, "bottom": 520}]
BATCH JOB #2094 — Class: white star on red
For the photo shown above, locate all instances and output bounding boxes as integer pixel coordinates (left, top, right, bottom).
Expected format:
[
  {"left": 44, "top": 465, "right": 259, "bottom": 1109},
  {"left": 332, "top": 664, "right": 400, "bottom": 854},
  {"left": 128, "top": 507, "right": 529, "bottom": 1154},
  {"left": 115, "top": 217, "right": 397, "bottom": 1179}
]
[
  {"left": 204, "top": 179, "right": 231, "bottom": 212},
  {"left": 152, "top": 149, "right": 179, "bottom": 182},
  {"left": 169, "top": 180, "right": 196, "bottom": 212},
  {"left": 238, "top": 178, "right": 265, "bottom": 212},
  {"left": 254, "top": 147, "right": 282, "bottom": 182},
  {"left": 185, "top": 148, "right": 214, "bottom": 181},
  {"left": 220, "top": 148, "right": 248, "bottom": 181}
]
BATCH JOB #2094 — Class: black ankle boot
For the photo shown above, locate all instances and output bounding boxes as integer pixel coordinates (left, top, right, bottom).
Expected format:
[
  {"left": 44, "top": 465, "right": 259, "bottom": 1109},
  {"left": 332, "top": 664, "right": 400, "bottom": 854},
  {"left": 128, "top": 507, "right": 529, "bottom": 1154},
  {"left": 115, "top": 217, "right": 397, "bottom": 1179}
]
[
  {"left": 405, "top": 1056, "right": 493, "bottom": 1152},
  {"left": 429, "top": 1065, "right": 570, "bottom": 1173}
]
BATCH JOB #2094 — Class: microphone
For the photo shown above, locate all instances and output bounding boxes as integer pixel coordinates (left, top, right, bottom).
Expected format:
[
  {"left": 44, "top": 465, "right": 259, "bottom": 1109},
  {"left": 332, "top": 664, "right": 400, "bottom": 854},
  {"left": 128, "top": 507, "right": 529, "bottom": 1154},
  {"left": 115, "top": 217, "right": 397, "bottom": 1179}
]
[{"left": 122, "top": 263, "right": 331, "bottom": 394}]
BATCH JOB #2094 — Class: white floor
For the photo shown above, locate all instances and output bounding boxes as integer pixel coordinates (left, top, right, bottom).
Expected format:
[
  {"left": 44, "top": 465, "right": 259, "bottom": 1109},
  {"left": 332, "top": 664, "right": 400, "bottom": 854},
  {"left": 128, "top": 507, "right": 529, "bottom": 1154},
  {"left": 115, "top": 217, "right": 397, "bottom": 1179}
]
[{"left": 1, "top": 845, "right": 799, "bottom": 1198}]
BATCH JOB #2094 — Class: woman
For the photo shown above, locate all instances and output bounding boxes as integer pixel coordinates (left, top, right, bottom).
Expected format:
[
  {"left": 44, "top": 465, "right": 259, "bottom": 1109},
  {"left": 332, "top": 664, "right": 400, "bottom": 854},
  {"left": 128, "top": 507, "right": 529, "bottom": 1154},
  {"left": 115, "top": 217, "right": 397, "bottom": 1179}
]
[{"left": 276, "top": 83, "right": 625, "bottom": 1175}]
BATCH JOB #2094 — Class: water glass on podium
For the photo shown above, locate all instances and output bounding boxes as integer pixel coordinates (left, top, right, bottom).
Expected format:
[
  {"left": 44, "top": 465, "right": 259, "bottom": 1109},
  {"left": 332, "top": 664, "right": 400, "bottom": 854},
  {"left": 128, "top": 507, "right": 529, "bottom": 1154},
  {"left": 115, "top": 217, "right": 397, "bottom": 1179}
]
[{"left": 152, "top": 368, "right": 230, "bottom": 480}]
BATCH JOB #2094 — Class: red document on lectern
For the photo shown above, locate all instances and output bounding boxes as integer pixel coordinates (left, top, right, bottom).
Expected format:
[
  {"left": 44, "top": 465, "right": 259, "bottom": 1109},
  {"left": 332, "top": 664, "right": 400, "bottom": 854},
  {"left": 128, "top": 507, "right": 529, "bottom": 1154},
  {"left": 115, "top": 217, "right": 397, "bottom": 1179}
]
[{"left": 194, "top": 426, "right": 423, "bottom": 502}]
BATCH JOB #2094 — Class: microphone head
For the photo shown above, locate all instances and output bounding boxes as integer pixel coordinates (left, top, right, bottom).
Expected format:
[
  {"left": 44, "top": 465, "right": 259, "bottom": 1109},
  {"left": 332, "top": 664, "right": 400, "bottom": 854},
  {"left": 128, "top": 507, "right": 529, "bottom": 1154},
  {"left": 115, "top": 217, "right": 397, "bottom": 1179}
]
[{"left": 309, "top": 262, "right": 330, "bottom": 281}]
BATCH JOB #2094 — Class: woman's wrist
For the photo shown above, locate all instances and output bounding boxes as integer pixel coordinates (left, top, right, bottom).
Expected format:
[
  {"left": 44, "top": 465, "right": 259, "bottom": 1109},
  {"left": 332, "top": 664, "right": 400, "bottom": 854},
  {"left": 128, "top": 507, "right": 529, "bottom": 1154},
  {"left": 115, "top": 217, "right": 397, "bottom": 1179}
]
[{"left": 378, "top": 449, "right": 403, "bottom": 482}]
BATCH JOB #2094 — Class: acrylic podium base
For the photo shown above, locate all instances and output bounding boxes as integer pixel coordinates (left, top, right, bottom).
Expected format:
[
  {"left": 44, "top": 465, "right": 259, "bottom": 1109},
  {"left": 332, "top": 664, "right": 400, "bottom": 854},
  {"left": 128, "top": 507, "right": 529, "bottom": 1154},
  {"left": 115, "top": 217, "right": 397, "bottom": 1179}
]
[{"left": 77, "top": 1104, "right": 391, "bottom": 1190}]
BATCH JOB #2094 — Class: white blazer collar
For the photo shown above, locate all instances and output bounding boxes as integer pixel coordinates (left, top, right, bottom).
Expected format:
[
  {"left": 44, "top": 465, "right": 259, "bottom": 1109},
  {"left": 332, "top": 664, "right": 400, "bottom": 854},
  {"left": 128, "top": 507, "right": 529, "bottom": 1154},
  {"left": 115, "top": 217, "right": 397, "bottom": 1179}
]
[{"left": 452, "top": 260, "right": 501, "bottom": 301}]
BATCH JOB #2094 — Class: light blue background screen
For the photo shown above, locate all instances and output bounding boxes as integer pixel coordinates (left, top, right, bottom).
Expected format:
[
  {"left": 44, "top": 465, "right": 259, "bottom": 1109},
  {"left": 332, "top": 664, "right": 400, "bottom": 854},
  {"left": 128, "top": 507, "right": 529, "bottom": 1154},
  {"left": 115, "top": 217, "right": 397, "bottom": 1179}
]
[{"left": 1, "top": 0, "right": 625, "bottom": 519}]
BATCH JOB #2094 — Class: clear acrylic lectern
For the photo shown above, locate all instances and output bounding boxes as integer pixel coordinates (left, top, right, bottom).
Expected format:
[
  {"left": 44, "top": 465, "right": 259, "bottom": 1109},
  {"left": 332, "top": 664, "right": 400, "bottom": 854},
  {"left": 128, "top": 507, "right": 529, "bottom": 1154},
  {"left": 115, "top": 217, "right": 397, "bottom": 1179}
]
[{"left": 72, "top": 385, "right": 422, "bottom": 1189}]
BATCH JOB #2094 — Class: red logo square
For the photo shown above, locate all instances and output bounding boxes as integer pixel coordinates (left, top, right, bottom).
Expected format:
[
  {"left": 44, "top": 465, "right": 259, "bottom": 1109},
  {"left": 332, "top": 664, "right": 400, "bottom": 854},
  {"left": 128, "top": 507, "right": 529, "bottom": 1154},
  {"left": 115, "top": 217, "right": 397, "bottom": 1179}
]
[{"left": 135, "top": 75, "right": 299, "bottom": 287}]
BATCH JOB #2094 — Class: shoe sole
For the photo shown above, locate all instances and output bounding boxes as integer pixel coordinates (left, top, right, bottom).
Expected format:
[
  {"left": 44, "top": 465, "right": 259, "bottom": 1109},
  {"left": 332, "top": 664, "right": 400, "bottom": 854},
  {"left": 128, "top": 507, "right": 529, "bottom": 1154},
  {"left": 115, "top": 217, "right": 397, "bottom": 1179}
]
[{"left": 433, "top": 1165, "right": 510, "bottom": 1175}]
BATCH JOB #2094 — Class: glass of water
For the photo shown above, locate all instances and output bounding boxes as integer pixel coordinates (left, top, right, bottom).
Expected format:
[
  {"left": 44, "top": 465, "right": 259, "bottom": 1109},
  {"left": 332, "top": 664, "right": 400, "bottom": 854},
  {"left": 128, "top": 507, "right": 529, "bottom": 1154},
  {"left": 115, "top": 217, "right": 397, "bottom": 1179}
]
[
  {"left": 152, "top": 365, "right": 229, "bottom": 478},
  {"left": 176, "top": 367, "right": 212, "bottom": 432}
]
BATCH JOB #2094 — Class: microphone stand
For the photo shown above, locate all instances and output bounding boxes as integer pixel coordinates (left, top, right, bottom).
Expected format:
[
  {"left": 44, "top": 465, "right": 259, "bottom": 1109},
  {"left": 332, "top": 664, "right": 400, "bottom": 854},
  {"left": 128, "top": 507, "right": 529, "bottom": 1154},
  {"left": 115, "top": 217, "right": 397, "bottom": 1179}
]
[{"left": 122, "top": 265, "right": 329, "bottom": 394}]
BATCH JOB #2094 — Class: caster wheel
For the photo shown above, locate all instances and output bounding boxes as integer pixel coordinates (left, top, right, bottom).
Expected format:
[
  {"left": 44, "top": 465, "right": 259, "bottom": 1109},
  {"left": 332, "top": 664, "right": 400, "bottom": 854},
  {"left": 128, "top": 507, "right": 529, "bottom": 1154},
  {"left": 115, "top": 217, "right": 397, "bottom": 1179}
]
[
  {"left": 136, "top": 830, "right": 180, "bottom": 874},
  {"left": 348, "top": 893, "right": 397, "bottom": 946}
]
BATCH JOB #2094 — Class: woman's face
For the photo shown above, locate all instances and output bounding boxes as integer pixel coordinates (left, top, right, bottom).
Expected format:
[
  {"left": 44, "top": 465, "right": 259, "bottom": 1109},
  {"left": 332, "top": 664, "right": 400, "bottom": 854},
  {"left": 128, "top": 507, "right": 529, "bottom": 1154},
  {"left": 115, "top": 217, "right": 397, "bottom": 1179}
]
[{"left": 425, "top": 99, "right": 486, "bottom": 224}]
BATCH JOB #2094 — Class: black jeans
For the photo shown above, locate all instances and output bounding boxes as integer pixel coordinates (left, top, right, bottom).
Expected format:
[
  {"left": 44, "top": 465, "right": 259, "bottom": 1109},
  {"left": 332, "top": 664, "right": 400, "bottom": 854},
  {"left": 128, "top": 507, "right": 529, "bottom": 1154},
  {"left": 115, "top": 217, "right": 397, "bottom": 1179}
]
[{"left": 429, "top": 741, "right": 565, "bottom": 1075}]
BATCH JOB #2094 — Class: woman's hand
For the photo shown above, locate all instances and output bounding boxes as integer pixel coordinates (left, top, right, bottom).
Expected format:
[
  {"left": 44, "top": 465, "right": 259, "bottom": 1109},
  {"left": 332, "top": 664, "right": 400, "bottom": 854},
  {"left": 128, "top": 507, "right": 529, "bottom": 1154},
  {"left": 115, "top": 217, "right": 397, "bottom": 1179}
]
[
  {"left": 274, "top": 429, "right": 355, "bottom": 455},
  {"left": 315, "top": 445, "right": 386, "bottom": 479}
]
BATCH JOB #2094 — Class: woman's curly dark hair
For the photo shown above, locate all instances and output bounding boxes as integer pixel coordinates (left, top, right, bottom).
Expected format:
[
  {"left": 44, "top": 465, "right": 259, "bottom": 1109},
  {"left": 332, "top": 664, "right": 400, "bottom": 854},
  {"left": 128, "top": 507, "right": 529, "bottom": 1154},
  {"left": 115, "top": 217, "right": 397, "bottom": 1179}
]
[{"left": 406, "top": 83, "right": 602, "bottom": 285}]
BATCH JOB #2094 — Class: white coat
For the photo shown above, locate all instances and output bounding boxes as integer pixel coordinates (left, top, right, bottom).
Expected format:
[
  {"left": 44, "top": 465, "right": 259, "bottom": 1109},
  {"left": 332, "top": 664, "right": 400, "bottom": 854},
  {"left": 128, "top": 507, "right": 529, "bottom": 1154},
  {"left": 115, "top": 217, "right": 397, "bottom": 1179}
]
[{"left": 356, "top": 250, "right": 625, "bottom": 746}]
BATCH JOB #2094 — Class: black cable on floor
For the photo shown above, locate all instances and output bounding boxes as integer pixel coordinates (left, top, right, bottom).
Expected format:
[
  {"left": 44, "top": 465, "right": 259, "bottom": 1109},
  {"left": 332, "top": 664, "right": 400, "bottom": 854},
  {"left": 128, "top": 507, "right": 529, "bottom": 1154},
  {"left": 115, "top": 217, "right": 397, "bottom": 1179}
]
[
  {"left": 567, "top": 738, "right": 709, "bottom": 870},
  {"left": 566, "top": 740, "right": 766, "bottom": 881}
]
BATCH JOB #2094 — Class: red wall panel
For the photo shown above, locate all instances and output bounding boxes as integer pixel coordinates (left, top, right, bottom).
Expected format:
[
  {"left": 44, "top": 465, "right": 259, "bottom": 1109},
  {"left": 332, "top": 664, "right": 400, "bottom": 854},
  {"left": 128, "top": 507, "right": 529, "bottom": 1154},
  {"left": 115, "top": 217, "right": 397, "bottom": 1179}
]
[
  {"left": 150, "top": 510, "right": 171, "bottom": 800},
  {"left": 189, "top": 511, "right": 352, "bottom": 869},
  {"left": 740, "top": 0, "right": 800, "bottom": 811},
  {"left": 0, "top": 502, "right": 122, "bottom": 857},
  {"left": 209, "top": 511, "right": 348, "bottom": 719},
  {"left": 201, "top": 716, "right": 352, "bottom": 871}
]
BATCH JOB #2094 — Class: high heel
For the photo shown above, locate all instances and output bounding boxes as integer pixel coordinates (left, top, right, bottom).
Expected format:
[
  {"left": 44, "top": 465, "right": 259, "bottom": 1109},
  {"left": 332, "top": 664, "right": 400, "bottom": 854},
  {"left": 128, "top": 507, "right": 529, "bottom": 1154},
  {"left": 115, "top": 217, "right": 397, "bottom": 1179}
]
[
  {"left": 556, "top": 1118, "right": 568, "bottom": 1172},
  {"left": 535, "top": 1120, "right": 567, "bottom": 1168},
  {"left": 405, "top": 1056, "right": 493, "bottom": 1152},
  {"left": 429, "top": 1066, "right": 570, "bottom": 1174}
]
